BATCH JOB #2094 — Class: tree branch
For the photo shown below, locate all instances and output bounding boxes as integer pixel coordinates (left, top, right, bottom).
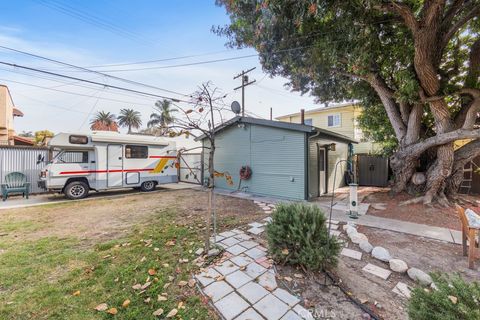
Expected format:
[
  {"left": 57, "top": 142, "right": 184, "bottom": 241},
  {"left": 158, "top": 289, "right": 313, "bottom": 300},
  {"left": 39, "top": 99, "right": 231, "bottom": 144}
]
[
  {"left": 442, "top": 3, "right": 480, "bottom": 46},
  {"left": 376, "top": 2, "right": 419, "bottom": 33},
  {"left": 442, "top": 0, "right": 465, "bottom": 29},
  {"left": 399, "top": 128, "right": 480, "bottom": 158}
]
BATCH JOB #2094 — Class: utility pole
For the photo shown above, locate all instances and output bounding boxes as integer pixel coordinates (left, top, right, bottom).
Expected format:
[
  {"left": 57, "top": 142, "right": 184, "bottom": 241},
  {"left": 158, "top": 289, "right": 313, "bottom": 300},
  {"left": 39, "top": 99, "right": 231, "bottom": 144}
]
[{"left": 233, "top": 67, "right": 256, "bottom": 117}]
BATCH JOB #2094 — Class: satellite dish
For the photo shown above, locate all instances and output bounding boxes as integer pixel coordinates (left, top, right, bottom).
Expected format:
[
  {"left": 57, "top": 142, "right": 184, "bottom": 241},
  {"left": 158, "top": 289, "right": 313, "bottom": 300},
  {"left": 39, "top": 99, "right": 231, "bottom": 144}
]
[{"left": 231, "top": 101, "right": 241, "bottom": 115}]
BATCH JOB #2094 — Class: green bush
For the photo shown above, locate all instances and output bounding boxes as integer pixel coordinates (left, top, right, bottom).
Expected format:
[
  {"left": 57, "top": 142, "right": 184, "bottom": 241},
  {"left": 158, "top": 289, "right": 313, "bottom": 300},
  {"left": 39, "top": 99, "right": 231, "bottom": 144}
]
[
  {"left": 265, "top": 202, "right": 340, "bottom": 271},
  {"left": 408, "top": 273, "right": 480, "bottom": 320}
]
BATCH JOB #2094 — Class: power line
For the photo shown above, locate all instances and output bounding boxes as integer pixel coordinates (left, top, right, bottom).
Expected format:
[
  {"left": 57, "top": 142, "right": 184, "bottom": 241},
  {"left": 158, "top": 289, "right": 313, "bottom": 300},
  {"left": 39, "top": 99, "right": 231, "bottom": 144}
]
[
  {"left": 0, "top": 77, "right": 155, "bottom": 107},
  {"left": 0, "top": 60, "right": 192, "bottom": 102},
  {"left": 86, "top": 49, "right": 240, "bottom": 68},
  {"left": 0, "top": 45, "right": 190, "bottom": 97},
  {"left": 34, "top": 0, "right": 153, "bottom": 45}
]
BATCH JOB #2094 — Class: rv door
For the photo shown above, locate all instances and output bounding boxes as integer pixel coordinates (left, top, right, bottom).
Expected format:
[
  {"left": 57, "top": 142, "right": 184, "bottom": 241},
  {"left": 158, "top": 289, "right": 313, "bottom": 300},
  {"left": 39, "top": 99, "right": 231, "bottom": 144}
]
[{"left": 107, "top": 144, "right": 123, "bottom": 187}]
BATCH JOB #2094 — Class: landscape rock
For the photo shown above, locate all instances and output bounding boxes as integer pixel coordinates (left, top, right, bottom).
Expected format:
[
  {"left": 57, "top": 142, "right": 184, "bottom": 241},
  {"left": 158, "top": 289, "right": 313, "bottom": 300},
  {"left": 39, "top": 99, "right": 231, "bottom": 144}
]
[
  {"left": 359, "top": 240, "right": 373, "bottom": 253},
  {"left": 350, "top": 232, "right": 368, "bottom": 244},
  {"left": 195, "top": 248, "right": 204, "bottom": 256},
  {"left": 407, "top": 268, "right": 432, "bottom": 286},
  {"left": 371, "top": 246, "right": 392, "bottom": 262},
  {"left": 345, "top": 226, "right": 358, "bottom": 236},
  {"left": 389, "top": 259, "right": 408, "bottom": 273},
  {"left": 207, "top": 249, "right": 220, "bottom": 257}
]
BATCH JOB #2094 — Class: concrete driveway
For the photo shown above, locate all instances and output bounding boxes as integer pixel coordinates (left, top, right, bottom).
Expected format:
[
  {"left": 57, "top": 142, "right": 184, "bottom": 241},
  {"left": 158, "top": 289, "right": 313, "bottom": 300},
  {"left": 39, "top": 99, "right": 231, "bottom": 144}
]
[{"left": 0, "top": 182, "right": 199, "bottom": 210}]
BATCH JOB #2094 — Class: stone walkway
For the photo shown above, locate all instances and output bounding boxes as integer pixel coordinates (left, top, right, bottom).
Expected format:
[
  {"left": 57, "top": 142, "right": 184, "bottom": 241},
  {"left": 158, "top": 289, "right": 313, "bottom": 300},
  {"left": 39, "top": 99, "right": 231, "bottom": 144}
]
[
  {"left": 213, "top": 188, "right": 462, "bottom": 245},
  {"left": 195, "top": 202, "right": 314, "bottom": 320}
]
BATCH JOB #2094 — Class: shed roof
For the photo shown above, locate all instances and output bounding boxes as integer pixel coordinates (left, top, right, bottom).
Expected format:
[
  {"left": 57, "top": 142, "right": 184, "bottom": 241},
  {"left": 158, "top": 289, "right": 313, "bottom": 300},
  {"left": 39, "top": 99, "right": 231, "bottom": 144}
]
[{"left": 197, "top": 116, "right": 357, "bottom": 144}]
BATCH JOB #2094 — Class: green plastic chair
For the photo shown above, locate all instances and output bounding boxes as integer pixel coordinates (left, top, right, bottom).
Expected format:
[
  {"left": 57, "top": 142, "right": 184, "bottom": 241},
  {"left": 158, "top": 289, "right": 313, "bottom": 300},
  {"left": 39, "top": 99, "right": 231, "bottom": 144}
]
[{"left": 1, "top": 172, "right": 30, "bottom": 201}]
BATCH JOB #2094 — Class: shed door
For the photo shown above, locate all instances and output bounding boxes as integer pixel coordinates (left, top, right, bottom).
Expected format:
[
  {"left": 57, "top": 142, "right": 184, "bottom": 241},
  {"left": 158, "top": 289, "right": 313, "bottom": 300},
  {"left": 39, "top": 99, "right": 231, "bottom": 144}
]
[
  {"left": 318, "top": 147, "right": 327, "bottom": 194},
  {"left": 107, "top": 145, "right": 123, "bottom": 187}
]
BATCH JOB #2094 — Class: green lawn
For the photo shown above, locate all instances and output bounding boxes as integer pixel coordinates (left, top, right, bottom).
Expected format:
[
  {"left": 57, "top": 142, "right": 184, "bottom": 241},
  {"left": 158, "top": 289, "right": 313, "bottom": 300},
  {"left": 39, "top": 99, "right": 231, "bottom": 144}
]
[{"left": 0, "top": 208, "right": 214, "bottom": 320}]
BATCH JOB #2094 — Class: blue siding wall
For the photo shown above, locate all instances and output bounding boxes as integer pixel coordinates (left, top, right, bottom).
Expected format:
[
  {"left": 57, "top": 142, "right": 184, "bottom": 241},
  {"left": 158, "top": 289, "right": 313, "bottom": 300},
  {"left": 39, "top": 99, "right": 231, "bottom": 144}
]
[{"left": 203, "top": 124, "right": 306, "bottom": 200}]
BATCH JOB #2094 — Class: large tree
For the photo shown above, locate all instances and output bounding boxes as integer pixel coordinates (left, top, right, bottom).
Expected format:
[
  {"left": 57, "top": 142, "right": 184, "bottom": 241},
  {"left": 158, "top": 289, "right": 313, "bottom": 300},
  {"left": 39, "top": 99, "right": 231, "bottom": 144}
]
[
  {"left": 216, "top": 0, "right": 480, "bottom": 204},
  {"left": 90, "top": 111, "right": 118, "bottom": 132},
  {"left": 147, "top": 99, "right": 178, "bottom": 136},
  {"left": 118, "top": 108, "right": 142, "bottom": 134}
]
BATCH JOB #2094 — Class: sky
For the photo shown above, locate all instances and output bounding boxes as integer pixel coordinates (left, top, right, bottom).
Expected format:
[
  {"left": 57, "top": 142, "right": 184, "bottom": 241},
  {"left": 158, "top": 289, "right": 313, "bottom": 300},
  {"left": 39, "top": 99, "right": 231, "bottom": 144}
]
[{"left": 0, "top": 0, "right": 319, "bottom": 134}]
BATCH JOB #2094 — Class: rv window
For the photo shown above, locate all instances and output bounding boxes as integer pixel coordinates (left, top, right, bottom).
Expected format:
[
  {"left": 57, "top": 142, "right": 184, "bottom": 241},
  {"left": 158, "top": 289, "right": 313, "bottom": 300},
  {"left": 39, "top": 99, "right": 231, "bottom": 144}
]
[
  {"left": 69, "top": 135, "right": 88, "bottom": 144},
  {"left": 58, "top": 151, "right": 88, "bottom": 163},
  {"left": 125, "top": 145, "right": 148, "bottom": 159}
]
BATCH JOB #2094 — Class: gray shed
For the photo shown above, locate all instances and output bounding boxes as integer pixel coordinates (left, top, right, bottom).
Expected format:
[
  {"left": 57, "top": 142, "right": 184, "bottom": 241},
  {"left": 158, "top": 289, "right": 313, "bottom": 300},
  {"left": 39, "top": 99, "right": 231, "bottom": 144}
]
[{"left": 199, "top": 116, "right": 356, "bottom": 201}]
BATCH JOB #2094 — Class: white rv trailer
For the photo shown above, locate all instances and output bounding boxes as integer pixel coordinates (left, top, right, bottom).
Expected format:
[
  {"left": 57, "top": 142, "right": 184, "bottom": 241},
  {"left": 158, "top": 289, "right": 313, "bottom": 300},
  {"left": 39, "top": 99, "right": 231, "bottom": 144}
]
[{"left": 38, "top": 131, "right": 178, "bottom": 199}]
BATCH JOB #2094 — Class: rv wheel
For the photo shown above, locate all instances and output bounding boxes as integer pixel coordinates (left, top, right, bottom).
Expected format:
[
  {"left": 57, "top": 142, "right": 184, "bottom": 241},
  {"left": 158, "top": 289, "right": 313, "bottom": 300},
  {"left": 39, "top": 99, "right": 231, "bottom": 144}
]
[
  {"left": 64, "top": 181, "right": 89, "bottom": 200},
  {"left": 140, "top": 181, "right": 156, "bottom": 192}
]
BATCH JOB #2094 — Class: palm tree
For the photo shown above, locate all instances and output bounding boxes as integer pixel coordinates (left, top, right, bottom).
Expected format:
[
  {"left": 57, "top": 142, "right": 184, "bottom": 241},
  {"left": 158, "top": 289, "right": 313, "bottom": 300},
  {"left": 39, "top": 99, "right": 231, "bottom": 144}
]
[
  {"left": 90, "top": 111, "right": 118, "bottom": 131},
  {"left": 147, "top": 99, "right": 178, "bottom": 135},
  {"left": 117, "top": 108, "right": 142, "bottom": 134}
]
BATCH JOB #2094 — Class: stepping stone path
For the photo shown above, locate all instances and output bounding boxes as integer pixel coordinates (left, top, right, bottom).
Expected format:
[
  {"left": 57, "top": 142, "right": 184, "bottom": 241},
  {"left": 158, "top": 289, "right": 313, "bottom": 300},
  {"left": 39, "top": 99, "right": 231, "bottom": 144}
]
[
  {"left": 195, "top": 201, "right": 314, "bottom": 320},
  {"left": 362, "top": 263, "right": 392, "bottom": 280},
  {"left": 340, "top": 248, "right": 363, "bottom": 260}
]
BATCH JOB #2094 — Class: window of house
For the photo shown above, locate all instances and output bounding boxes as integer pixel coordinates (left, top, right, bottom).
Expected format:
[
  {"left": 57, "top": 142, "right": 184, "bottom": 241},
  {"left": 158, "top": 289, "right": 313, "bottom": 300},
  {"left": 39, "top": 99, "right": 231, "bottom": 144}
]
[
  {"left": 327, "top": 114, "right": 341, "bottom": 127},
  {"left": 69, "top": 135, "right": 88, "bottom": 144},
  {"left": 57, "top": 151, "right": 88, "bottom": 163},
  {"left": 304, "top": 118, "right": 313, "bottom": 126},
  {"left": 125, "top": 145, "right": 148, "bottom": 159}
]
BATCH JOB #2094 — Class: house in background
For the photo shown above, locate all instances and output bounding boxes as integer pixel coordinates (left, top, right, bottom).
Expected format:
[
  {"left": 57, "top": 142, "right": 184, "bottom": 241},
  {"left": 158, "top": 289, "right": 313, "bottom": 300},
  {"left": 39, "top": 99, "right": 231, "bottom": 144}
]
[
  {"left": 199, "top": 116, "right": 357, "bottom": 200},
  {"left": 276, "top": 102, "right": 378, "bottom": 155},
  {"left": 0, "top": 85, "right": 33, "bottom": 146}
]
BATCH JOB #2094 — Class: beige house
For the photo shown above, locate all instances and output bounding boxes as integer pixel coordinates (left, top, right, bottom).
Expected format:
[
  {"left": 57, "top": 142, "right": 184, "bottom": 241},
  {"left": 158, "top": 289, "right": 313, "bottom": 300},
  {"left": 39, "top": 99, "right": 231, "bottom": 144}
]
[
  {"left": 0, "top": 85, "right": 30, "bottom": 145},
  {"left": 276, "top": 102, "right": 378, "bottom": 154}
]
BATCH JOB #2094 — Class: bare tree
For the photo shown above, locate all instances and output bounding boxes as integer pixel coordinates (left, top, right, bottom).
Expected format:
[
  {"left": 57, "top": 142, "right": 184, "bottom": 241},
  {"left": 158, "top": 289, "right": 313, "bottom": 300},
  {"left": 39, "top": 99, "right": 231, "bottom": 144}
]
[{"left": 170, "top": 82, "right": 229, "bottom": 252}]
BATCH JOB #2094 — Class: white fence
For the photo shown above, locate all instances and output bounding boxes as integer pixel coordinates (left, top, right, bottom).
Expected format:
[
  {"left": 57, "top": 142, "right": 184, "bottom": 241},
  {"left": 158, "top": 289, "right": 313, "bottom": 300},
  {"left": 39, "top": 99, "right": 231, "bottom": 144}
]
[{"left": 0, "top": 146, "right": 50, "bottom": 194}]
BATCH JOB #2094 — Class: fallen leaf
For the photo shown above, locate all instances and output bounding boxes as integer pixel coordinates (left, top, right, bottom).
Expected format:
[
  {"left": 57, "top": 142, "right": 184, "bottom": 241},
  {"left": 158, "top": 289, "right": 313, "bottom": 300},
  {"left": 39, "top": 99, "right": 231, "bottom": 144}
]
[
  {"left": 157, "top": 295, "right": 167, "bottom": 301},
  {"left": 216, "top": 276, "right": 225, "bottom": 281},
  {"left": 163, "top": 263, "right": 170, "bottom": 268},
  {"left": 153, "top": 308, "right": 164, "bottom": 316},
  {"left": 239, "top": 266, "right": 246, "bottom": 271},
  {"left": 94, "top": 303, "right": 108, "bottom": 311},
  {"left": 154, "top": 247, "right": 160, "bottom": 252},
  {"left": 165, "top": 240, "right": 176, "bottom": 246},
  {"left": 140, "top": 256, "right": 146, "bottom": 262},
  {"left": 178, "top": 301, "right": 184, "bottom": 309},
  {"left": 281, "top": 248, "right": 289, "bottom": 255},
  {"left": 293, "top": 273, "right": 303, "bottom": 278},
  {"left": 72, "top": 290, "right": 80, "bottom": 296},
  {"left": 188, "top": 279, "right": 196, "bottom": 288},
  {"left": 166, "top": 308, "right": 178, "bottom": 318},
  {"left": 122, "top": 299, "right": 130, "bottom": 308},
  {"left": 144, "top": 297, "right": 151, "bottom": 303},
  {"left": 132, "top": 284, "right": 142, "bottom": 290},
  {"left": 148, "top": 269, "right": 156, "bottom": 276},
  {"left": 163, "top": 282, "right": 171, "bottom": 289},
  {"left": 178, "top": 280, "right": 188, "bottom": 287},
  {"left": 141, "top": 282, "right": 151, "bottom": 290},
  {"left": 168, "top": 276, "right": 175, "bottom": 281},
  {"left": 107, "top": 308, "right": 118, "bottom": 315},
  {"left": 284, "top": 276, "right": 293, "bottom": 282},
  {"left": 448, "top": 295, "right": 458, "bottom": 304}
]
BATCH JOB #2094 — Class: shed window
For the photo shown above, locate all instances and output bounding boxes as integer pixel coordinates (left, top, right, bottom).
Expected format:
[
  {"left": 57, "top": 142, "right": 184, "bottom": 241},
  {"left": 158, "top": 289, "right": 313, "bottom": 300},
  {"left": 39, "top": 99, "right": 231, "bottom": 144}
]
[
  {"left": 69, "top": 135, "right": 88, "bottom": 144},
  {"left": 327, "top": 114, "right": 341, "bottom": 127},
  {"left": 125, "top": 145, "right": 148, "bottom": 159}
]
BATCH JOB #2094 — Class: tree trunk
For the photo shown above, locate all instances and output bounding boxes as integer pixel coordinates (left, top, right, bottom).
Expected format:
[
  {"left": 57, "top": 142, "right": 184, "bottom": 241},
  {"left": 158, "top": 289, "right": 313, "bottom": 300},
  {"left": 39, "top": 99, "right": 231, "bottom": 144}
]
[
  {"left": 445, "top": 140, "right": 480, "bottom": 197},
  {"left": 205, "top": 143, "right": 215, "bottom": 252}
]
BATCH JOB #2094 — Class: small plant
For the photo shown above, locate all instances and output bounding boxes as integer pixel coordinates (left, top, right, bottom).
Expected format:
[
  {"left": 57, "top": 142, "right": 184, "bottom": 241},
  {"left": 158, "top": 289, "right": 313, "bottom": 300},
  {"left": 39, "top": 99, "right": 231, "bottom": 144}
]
[
  {"left": 265, "top": 202, "right": 340, "bottom": 271},
  {"left": 408, "top": 273, "right": 480, "bottom": 320}
]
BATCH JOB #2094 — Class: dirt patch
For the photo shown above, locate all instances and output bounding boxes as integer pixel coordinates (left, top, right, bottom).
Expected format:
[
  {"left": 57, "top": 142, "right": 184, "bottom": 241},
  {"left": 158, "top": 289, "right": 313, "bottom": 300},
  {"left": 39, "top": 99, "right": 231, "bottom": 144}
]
[
  {"left": 333, "top": 225, "right": 480, "bottom": 320},
  {"left": 0, "top": 188, "right": 266, "bottom": 245},
  {"left": 362, "top": 189, "right": 476, "bottom": 230}
]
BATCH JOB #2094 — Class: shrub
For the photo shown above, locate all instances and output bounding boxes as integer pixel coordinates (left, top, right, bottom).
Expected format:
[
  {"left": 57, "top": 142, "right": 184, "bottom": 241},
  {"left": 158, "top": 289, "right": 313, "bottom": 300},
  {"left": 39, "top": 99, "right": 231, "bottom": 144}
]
[
  {"left": 408, "top": 273, "right": 480, "bottom": 320},
  {"left": 265, "top": 202, "right": 340, "bottom": 271}
]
